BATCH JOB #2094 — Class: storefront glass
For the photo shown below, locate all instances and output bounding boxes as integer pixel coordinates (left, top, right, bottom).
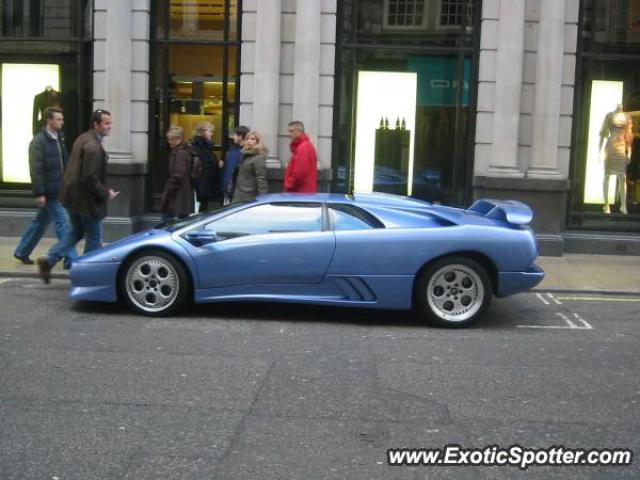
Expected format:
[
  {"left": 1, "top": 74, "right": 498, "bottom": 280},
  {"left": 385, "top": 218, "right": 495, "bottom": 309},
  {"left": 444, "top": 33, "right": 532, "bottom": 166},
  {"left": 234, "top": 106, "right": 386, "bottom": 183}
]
[
  {"left": 150, "top": 0, "right": 240, "bottom": 209},
  {"left": 334, "top": 0, "right": 478, "bottom": 206},
  {"left": 569, "top": 1, "right": 640, "bottom": 231},
  {"left": 0, "top": 0, "right": 93, "bottom": 190}
]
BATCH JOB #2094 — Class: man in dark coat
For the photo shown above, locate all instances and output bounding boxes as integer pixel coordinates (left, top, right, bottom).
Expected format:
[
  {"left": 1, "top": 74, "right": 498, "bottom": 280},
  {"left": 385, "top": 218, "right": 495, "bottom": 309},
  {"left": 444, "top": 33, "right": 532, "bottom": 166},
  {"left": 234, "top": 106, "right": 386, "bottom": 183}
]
[
  {"left": 37, "top": 109, "right": 119, "bottom": 283},
  {"left": 191, "top": 122, "right": 222, "bottom": 212},
  {"left": 14, "top": 107, "right": 77, "bottom": 267},
  {"left": 284, "top": 120, "right": 318, "bottom": 193}
]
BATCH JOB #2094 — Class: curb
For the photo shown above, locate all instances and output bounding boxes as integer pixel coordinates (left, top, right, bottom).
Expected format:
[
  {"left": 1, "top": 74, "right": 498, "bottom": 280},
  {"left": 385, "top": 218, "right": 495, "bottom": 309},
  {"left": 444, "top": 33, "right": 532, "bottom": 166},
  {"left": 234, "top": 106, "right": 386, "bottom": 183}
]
[{"left": 0, "top": 271, "right": 69, "bottom": 280}]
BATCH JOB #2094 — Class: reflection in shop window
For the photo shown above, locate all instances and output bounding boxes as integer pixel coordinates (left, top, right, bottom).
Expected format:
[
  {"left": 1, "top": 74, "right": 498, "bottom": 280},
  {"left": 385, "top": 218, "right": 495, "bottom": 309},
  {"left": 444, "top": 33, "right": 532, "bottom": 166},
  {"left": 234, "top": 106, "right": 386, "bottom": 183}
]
[
  {"left": 385, "top": 0, "right": 425, "bottom": 28},
  {"left": 169, "top": 0, "right": 226, "bottom": 40},
  {"left": 167, "top": 45, "right": 236, "bottom": 147},
  {"left": 382, "top": 0, "right": 474, "bottom": 30},
  {"left": 439, "top": 0, "right": 474, "bottom": 29},
  {"left": 0, "top": 0, "right": 85, "bottom": 38},
  {"left": 582, "top": 0, "right": 640, "bottom": 45}
]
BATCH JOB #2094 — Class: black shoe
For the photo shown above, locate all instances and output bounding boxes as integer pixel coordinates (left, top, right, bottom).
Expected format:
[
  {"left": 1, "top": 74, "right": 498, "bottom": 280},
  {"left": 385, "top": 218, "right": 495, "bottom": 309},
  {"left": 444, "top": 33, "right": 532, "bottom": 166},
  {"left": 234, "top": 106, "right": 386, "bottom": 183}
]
[
  {"left": 14, "top": 254, "right": 34, "bottom": 265},
  {"left": 36, "top": 256, "right": 52, "bottom": 284}
]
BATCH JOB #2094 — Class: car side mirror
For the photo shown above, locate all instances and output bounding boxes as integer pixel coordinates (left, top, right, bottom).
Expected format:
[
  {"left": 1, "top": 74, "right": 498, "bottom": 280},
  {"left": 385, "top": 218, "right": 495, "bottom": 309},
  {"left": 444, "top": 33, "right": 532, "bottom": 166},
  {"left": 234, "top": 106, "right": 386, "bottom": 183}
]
[{"left": 184, "top": 230, "right": 218, "bottom": 246}]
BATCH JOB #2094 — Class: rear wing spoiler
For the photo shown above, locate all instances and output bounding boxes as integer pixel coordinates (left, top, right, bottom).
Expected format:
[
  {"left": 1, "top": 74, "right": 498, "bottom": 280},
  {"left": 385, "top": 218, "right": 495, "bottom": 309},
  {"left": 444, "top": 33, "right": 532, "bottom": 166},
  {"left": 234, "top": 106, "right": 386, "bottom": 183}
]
[{"left": 467, "top": 199, "right": 533, "bottom": 225}]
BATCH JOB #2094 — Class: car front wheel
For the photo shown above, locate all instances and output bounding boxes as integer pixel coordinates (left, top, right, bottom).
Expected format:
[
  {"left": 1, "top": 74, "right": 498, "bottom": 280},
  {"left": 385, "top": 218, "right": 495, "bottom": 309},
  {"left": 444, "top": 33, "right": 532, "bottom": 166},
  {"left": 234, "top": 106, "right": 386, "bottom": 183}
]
[
  {"left": 120, "top": 250, "right": 190, "bottom": 316},
  {"left": 416, "top": 256, "right": 492, "bottom": 328}
]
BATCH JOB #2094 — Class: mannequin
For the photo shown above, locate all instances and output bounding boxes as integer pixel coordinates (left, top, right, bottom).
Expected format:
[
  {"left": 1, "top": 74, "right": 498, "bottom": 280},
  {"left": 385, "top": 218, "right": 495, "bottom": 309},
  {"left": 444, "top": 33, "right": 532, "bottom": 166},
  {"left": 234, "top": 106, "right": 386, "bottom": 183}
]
[
  {"left": 32, "top": 85, "right": 63, "bottom": 135},
  {"left": 599, "top": 105, "right": 633, "bottom": 214}
]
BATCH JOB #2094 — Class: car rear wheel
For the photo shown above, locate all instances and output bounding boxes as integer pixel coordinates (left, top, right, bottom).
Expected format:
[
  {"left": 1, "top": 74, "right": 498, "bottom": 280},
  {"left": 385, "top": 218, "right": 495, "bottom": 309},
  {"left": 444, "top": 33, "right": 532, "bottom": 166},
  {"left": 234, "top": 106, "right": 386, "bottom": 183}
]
[
  {"left": 416, "top": 256, "right": 492, "bottom": 328},
  {"left": 120, "top": 250, "right": 189, "bottom": 316}
]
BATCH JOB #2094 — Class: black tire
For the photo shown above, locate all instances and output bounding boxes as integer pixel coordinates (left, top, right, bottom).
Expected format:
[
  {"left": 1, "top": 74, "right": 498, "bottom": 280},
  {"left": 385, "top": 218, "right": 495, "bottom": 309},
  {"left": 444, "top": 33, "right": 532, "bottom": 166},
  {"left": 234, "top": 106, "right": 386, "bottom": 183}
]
[
  {"left": 415, "top": 256, "right": 492, "bottom": 328},
  {"left": 119, "top": 249, "right": 190, "bottom": 316}
]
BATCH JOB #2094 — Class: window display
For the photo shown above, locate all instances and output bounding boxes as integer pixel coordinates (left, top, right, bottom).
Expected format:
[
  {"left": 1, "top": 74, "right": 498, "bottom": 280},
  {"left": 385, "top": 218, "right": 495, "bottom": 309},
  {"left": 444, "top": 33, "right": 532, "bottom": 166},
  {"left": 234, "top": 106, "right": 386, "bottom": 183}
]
[
  {"left": 570, "top": 2, "right": 640, "bottom": 229},
  {"left": 599, "top": 106, "right": 633, "bottom": 214},
  {"left": 0, "top": 0, "right": 91, "bottom": 194},
  {"left": 354, "top": 71, "right": 417, "bottom": 195},
  {"left": 341, "top": 54, "right": 471, "bottom": 204},
  {"left": 583, "top": 80, "right": 624, "bottom": 207},
  {"left": 1, "top": 63, "right": 60, "bottom": 183},
  {"left": 33, "top": 85, "right": 63, "bottom": 134}
]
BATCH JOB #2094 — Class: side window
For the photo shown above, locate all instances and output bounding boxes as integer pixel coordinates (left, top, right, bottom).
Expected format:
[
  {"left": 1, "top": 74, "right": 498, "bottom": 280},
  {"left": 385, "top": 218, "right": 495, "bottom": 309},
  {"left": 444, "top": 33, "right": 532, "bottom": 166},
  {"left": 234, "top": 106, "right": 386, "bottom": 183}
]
[
  {"left": 329, "top": 204, "right": 382, "bottom": 231},
  {"left": 204, "top": 202, "right": 323, "bottom": 240}
]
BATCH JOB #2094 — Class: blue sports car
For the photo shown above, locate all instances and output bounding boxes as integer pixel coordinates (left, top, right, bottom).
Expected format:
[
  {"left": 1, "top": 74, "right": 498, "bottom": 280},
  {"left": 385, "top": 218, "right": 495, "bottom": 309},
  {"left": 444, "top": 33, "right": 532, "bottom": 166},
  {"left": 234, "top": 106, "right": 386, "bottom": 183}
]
[{"left": 69, "top": 193, "right": 544, "bottom": 327}]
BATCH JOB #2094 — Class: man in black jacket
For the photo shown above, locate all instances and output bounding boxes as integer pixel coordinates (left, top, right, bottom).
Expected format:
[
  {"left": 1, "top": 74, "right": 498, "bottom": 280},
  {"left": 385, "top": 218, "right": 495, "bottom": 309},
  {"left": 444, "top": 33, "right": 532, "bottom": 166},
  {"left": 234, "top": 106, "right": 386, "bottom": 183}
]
[{"left": 13, "top": 107, "right": 77, "bottom": 267}]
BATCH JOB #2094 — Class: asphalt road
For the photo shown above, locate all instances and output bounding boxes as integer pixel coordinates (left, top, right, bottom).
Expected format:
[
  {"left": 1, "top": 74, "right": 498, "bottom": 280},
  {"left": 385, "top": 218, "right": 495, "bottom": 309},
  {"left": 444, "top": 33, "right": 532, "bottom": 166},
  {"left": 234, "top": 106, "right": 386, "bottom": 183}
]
[{"left": 0, "top": 277, "right": 638, "bottom": 480}]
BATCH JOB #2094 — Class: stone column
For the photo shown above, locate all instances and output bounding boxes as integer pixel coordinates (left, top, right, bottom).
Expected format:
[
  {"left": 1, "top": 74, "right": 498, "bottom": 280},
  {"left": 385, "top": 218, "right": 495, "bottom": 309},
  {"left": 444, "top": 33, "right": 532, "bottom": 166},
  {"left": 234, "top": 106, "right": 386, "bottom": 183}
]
[
  {"left": 253, "top": 0, "right": 282, "bottom": 166},
  {"left": 488, "top": 0, "right": 526, "bottom": 177},
  {"left": 100, "top": 0, "right": 133, "bottom": 161},
  {"left": 528, "top": 0, "right": 565, "bottom": 178},
  {"left": 94, "top": 0, "right": 148, "bottom": 240},
  {"left": 292, "top": 0, "right": 321, "bottom": 144}
]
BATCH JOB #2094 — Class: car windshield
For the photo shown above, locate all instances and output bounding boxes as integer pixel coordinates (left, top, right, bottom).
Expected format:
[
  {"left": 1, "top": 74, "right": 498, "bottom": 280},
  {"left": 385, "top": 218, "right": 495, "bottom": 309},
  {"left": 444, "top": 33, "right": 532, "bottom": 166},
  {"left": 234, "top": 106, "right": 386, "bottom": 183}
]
[{"left": 156, "top": 202, "right": 250, "bottom": 232}]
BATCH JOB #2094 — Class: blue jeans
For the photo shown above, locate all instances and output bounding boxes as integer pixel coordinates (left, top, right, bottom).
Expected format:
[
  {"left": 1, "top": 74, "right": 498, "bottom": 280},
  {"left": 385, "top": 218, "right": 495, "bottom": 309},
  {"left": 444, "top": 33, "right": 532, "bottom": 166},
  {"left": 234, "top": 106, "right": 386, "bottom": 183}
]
[
  {"left": 47, "top": 213, "right": 103, "bottom": 265},
  {"left": 14, "top": 199, "right": 78, "bottom": 268}
]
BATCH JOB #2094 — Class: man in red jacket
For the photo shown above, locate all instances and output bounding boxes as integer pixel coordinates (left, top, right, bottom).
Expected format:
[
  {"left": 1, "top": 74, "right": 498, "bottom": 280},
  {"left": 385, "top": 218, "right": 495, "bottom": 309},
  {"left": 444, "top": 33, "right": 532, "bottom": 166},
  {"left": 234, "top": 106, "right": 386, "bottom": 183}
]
[{"left": 284, "top": 120, "right": 317, "bottom": 192}]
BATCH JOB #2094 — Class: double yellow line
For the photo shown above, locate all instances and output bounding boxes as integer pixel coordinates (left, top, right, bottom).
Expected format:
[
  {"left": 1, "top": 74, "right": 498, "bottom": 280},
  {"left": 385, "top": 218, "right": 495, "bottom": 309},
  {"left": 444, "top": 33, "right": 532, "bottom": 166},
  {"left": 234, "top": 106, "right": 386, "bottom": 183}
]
[{"left": 555, "top": 296, "right": 640, "bottom": 303}]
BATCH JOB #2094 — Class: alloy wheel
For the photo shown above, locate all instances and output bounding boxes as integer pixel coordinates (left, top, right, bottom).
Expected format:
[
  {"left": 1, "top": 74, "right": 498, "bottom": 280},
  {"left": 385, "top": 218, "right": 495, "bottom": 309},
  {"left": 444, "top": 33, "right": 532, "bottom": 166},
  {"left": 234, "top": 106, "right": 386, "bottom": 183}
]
[
  {"left": 125, "top": 255, "right": 180, "bottom": 313},
  {"left": 426, "top": 263, "right": 485, "bottom": 323}
]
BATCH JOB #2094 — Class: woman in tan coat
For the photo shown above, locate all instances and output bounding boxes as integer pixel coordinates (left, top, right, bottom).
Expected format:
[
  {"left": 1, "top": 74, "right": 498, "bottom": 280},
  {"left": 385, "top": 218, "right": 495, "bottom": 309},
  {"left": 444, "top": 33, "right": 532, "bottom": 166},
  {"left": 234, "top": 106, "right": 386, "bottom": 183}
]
[
  {"left": 232, "top": 130, "right": 269, "bottom": 203},
  {"left": 160, "top": 126, "right": 194, "bottom": 221}
]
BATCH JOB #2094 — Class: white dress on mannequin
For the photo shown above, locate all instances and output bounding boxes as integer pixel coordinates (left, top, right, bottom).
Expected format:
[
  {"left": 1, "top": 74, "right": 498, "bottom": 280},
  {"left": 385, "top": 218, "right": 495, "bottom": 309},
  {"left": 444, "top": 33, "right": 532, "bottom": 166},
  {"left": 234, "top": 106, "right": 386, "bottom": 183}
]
[{"left": 600, "top": 109, "right": 632, "bottom": 214}]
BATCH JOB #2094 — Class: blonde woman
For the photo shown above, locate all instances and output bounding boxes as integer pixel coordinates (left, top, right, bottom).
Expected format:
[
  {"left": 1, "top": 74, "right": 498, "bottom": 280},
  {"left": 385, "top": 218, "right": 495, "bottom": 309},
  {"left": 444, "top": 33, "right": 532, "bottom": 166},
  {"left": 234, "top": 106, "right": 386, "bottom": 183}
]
[
  {"left": 232, "top": 130, "right": 269, "bottom": 203},
  {"left": 160, "top": 126, "right": 194, "bottom": 221}
]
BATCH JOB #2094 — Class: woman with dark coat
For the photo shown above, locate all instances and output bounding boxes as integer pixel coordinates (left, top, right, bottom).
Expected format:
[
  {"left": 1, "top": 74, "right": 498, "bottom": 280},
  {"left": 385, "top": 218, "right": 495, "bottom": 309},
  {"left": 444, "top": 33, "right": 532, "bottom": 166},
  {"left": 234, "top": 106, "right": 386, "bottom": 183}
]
[
  {"left": 232, "top": 130, "right": 269, "bottom": 203},
  {"left": 192, "top": 121, "right": 222, "bottom": 212},
  {"left": 160, "top": 126, "right": 194, "bottom": 221},
  {"left": 221, "top": 125, "right": 250, "bottom": 205}
]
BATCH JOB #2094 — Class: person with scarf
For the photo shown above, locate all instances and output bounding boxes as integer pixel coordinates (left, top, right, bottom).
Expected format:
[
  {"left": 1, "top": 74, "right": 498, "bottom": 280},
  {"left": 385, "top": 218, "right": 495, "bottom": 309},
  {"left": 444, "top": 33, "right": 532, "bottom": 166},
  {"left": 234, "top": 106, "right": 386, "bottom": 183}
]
[{"left": 160, "top": 126, "right": 194, "bottom": 221}]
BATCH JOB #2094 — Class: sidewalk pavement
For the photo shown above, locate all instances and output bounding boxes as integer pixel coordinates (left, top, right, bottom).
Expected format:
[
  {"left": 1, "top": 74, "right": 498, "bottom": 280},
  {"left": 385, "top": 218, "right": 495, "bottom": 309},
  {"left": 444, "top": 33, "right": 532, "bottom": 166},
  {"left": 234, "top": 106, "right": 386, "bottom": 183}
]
[{"left": 0, "top": 236, "right": 639, "bottom": 294}]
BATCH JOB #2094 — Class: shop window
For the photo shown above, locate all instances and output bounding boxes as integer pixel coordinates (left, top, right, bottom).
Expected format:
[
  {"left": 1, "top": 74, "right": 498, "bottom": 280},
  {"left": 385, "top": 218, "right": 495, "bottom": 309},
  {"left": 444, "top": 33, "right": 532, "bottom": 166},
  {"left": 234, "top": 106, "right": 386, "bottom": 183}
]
[
  {"left": 569, "top": 3, "right": 640, "bottom": 230},
  {"left": 0, "top": 1, "right": 92, "bottom": 190},
  {"left": 337, "top": 0, "right": 478, "bottom": 206},
  {"left": 0, "top": 0, "right": 90, "bottom": 38},
  {"left": 350, "top": 57, "right": 470, "bottom": 201},
  {"left": 150, "top": 0, "right": 239, "bottom": 210},
  {"left": 166, "top": 44, "right": 236, "bottom": 147},
  {"left": 1, "top": 64, "right": 59, "bottom": 183}
]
